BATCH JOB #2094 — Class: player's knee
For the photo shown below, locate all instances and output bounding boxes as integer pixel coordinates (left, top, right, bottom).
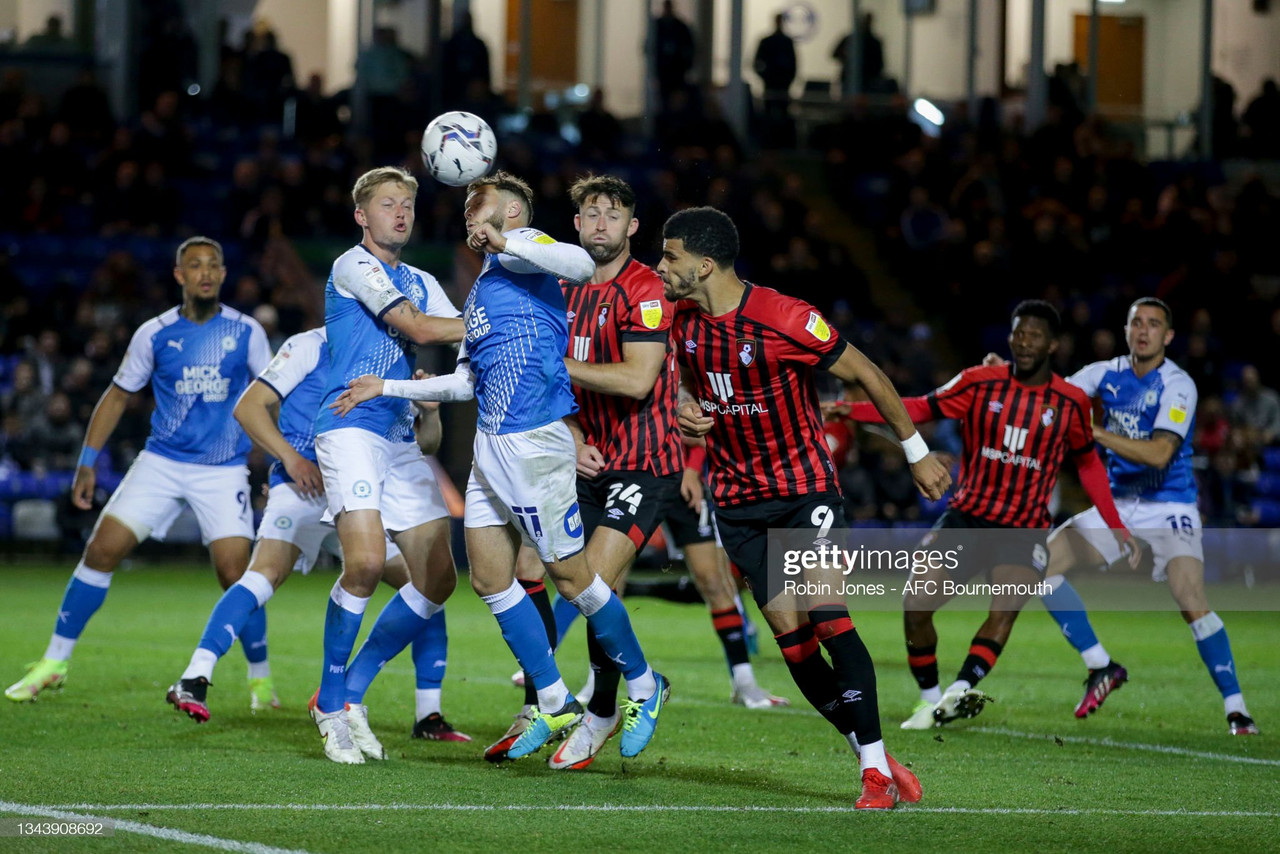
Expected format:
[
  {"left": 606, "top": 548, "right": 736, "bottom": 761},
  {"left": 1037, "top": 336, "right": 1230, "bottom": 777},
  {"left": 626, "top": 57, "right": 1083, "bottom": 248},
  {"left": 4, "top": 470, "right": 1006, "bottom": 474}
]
[{"left": 83, "top": 537, "right": 126, "bottom": 573}]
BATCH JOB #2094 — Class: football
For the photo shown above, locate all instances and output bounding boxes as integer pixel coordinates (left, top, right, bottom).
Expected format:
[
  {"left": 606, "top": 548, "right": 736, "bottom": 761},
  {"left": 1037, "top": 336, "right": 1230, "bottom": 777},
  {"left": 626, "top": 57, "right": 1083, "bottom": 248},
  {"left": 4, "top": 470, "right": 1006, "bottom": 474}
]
[{"left": 420, "top": 110, "right": 497, "bottom": 187}]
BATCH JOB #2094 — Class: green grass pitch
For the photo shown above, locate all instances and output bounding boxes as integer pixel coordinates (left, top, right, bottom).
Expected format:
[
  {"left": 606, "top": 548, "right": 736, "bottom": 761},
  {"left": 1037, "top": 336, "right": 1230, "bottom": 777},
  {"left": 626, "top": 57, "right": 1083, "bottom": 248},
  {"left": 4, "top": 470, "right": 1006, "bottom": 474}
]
[{"left": 1, "top": 561, "right": 1277, "bottom": 853}]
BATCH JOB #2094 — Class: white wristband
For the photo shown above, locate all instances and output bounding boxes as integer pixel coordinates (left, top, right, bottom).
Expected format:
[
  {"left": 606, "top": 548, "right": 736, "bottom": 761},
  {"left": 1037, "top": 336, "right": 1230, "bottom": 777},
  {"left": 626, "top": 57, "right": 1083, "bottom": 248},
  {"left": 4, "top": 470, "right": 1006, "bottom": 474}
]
[{"left": 901, "top": 432, "right": 929, "bottom": 464}]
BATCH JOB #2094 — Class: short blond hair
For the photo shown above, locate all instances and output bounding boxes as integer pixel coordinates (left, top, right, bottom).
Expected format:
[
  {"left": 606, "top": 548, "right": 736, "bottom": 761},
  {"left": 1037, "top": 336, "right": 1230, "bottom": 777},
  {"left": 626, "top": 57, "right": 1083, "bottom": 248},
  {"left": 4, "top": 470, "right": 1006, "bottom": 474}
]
[
  {"left": 352, "top": 166, "right": 419, "bottom": 208},
  {"left": 175, "top": 236, "right": 224, "bottom": 266}
]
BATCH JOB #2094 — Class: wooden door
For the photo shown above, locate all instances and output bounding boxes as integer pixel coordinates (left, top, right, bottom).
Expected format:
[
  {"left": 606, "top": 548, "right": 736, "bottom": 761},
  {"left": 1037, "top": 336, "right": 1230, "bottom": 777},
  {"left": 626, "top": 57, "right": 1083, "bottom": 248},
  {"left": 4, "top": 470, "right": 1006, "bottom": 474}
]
[
  {"left": 1074, "top": 14, "right": 1145, "bottom": 115},
  {"left": 504, "top": 0, "right": 579, "bottom": 98}
]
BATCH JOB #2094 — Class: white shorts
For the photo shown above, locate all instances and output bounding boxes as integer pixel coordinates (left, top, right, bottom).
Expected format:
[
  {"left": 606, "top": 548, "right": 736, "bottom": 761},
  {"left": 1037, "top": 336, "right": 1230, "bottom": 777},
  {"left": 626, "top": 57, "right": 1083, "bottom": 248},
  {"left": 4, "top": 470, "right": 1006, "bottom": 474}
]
[
  {"left": 315, "top": 428, "right": 448, "bottom": 532},
  {"left": 465, "top": 420, "right": 584, "bottom": 563},
  {"left": 257, "top": 484, "right": 331, "bottom": 575},
  {"left": 101, "top": 450, "right": 254, "bottom": 545},
  {"left": 1054, "top": 496, "right": 1204, "bottom": 581}
]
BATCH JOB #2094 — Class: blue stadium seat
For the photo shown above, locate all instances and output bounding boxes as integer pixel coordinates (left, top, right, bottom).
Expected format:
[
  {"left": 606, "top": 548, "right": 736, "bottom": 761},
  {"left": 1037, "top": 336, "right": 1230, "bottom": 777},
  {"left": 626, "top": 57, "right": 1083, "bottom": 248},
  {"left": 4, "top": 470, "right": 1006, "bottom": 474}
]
[
  {"left": 1252, "top": 500, "right": 1280, "bottom": 527},
  {"left": 1263, "top": 447, "right": 1280, "bottom": 473},
  {"left": 0, "top": 503, "right": 11, "bottom": 538},
  {"left": 1256, "top": 471, "right": 1280, "bottom": 499}
]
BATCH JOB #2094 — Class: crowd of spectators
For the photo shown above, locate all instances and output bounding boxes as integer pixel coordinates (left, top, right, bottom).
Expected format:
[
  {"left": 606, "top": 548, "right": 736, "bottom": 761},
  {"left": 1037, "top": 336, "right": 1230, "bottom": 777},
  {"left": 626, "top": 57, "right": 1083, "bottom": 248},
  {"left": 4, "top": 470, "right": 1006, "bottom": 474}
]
[{"left": 2, "top": 10, "right": 1279, "bottom": 543}]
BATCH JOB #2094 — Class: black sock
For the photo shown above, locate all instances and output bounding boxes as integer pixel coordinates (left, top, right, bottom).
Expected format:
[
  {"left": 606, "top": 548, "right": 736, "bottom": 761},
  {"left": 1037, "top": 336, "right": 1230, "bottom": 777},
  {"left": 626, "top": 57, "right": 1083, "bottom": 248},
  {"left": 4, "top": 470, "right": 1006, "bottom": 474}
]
[
  {"left": 711, "top": 606, "right": 750, "bottom": 668},
  {"left": 810, "top": 605, "right": 882, "bottom": 746},
  {"left": 585, "top": 622, "right": 622, "bottom": 717},
  {"left": 956, "top": 637, "right": 1003, "bottom": 687},
  {"left": 519, "top": 578, "right": 556, "bottom": 707},
  {"left": 775, "top": 624, "right": 857, "bottom": 734},
  {"left": 906, "top": 643, "right": 939, "bottom": 692}
]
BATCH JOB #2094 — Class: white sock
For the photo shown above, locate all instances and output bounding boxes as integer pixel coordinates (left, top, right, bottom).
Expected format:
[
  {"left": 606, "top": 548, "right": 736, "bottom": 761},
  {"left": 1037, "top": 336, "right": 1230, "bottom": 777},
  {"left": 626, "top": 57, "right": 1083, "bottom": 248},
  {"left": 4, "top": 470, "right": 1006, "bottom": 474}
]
[
  {"left": 247, "top": 661, "right": 270, "bottom": 680},
  {"left": 1080, "top": 643, "right": 1110, "bottom": 670},
  {"left": 624, "top": 665, "right": 657, "bottom": 701},
  {"left": 731, "top": 662, "right": 755, "bottom": 688},
  {"left": 1224, "top": 692, "right": 1248, "bottom": 717},
  {"left": 945, "top": 679, "right": 972, "bottom": 695},
  {"left": 44, "top": 634, "right": 76, "bottom": 662},
  {"left": 182, "top": 648, "right": 219, "bottom": 681},
  {"left": 920, "top": 685, "right": 942, "bottom": 704},
  {"left": 537, "top": 679, "right": 570, "bottom": 712},
  {"left": 330, "top": 580, "right": 371, "bottom": 615},
  {"left": 569, "top": 575, "right": 612, "bottom": 617},
  {"left": 858, "top": 738, "right": 891, "bottom": 776},
  {"left": 398, "top": 583, "right": 442, "bottom": 620},
  {"left": 583, "top": 710, "right": 617, "bottom": 730},
  {"left": 416, "top": 688, "right": 442, "bottom": 721}
]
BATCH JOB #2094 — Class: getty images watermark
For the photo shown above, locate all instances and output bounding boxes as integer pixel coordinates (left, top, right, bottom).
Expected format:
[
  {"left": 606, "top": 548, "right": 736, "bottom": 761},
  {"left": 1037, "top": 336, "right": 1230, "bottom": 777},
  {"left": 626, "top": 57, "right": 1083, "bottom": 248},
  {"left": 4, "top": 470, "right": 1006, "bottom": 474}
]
[
  {"left": 779, "top": 541, "right": 1053, "bottom": 600},
  {"left": 759, "top": 527, "right": 1280, "bottom": 612}
]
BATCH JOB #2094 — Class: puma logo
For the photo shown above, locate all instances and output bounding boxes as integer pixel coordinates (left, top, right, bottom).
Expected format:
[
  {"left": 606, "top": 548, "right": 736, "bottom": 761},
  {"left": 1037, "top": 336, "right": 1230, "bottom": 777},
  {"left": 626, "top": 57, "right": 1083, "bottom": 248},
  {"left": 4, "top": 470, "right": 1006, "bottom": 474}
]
[
  {"left": 167, "top": 339, "right": 184, "bottom": 352},
  {"left": 1104, "top": 382, "right": 1120, "bottom": 397}
]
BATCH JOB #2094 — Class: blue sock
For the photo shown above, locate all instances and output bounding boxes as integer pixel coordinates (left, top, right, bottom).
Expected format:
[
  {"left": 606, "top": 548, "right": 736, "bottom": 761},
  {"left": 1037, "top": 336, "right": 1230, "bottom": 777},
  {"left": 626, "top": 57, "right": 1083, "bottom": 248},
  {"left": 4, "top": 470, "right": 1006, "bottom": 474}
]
[
  {"left": 553, "top": 595, "right": 581, "bottom": 646},
  {"left": 493, "top": 596, "right": 561, "bottom": 690},
  {"left": 319, "top": 586, "right": 368, "bottom": 713},
  {"left": 411, "top": 609, "right": 447, "bottom": 690},
  {"left": 53, "top": 565, "right": 111, "bottom": 645},
  {"left": 583, "top": 593, "right": 648, "bottom": 681},
  {"left": 1041, "top": 578, "right": 1100, "bottom": 655},
  {"left": 1191, "top": 613, "right": 1242, "bottom": 698},
  {"left": 196, "top": 585, "right": 260, "bottom": 660},
  {"left": 239, "top": 604, "right": 268, "bottom": 665},
  {"left": 344, "top": 590, "right": 428, "bottom": 705}
]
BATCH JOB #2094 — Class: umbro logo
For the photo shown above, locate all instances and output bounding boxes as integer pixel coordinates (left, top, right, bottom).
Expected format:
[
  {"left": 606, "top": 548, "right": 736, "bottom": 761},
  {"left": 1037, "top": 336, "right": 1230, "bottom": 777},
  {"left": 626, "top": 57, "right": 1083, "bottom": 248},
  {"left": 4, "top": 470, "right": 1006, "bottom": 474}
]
[
  {"left": 989, "top": 400, "right": 1003, "bottom": 413},
  {"left": 167, "top": 339, "right": 184, "bottom": 352},
  {"left": 842, "top": 689, "right": 863, "bottom": 702}
]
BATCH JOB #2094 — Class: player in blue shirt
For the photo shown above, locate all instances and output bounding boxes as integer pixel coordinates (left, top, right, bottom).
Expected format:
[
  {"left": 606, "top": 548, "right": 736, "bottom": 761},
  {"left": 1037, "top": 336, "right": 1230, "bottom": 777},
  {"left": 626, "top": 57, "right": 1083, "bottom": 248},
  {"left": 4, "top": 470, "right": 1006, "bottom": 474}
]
[
  {"left": 334, "top": 171, "right": 671, "bottom": 763},
  {"left": 7, "top": 237, "right": 272, "bottom": 703},
  {"left": 164, "top": 328, "right": 468, "bottom": 742},
  {"left": 1041, "top": 298, "right": 1258, "bottom": 735},
  {"left": 308, "top": 166, "right": 467, "bottom": 764}
]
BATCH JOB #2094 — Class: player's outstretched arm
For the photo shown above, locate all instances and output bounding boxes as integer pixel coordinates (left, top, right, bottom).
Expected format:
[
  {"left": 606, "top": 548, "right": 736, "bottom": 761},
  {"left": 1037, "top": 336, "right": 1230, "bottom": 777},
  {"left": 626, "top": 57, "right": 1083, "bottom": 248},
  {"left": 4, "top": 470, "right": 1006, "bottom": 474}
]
[
  {"left": 383, "top": 300, "right": 466, "bottom": 346},
  {"left": 72, "top": 384, "right": 131, "bottom": 510},
  {"left": 676, "top": 365, "right": 714, "bottom": 439},
  {"left": 1073, "top": 448, "right": 1143, "bottom": 570},
  {"left": 235, "top": 380, "right": 323, "bottom": 498},
  {"left": 479, "top": 226, "right": 595, "bottom": 283},
  {"left": 1092, "top": 428, "right": 1181, "bottom": 469},
  {"left": 565, "top": 339, "right": 666, "bottom": 400},
  {"left": 827, "top": 343, "right": 951, "bottom": 500}
]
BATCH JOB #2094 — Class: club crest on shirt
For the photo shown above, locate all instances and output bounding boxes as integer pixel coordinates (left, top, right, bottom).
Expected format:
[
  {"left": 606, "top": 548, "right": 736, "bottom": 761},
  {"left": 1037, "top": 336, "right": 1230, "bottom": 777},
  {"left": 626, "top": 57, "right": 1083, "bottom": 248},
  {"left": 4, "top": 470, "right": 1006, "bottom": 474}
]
[
  {"left": 1041, "top": 406, "right": 1055, "bottom": 427},
  {"left": 736, "top": 337, "right": 760, "bottom": 367},
  {"left": 597, "top": 303, "right": 611, "bottom": 328},
  {"left": 640, "top": 299, "right": 663, "bottom": 330},
  {"left": 1144, "top": 389, "right": 1159, "bottom": 407},
  {"left": 805, "top": 311, "right": 832, "bottom": 342},
  {"left": 221, "top": 335, "right": 237, "bottom": 352}
]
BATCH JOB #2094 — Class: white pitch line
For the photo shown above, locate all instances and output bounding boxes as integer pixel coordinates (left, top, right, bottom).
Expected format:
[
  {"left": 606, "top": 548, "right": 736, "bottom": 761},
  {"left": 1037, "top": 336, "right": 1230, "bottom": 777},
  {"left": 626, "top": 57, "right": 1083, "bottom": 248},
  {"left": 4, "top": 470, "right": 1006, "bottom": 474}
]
[
  {"left": 970, "top": 726, "right": 1280, "bottom": 767},
  {"left": 0, "top": 801, "right": 315, "bottom": 854},
  {"left": 44, "top": 803, "right": 1280, "bottom": 818}
]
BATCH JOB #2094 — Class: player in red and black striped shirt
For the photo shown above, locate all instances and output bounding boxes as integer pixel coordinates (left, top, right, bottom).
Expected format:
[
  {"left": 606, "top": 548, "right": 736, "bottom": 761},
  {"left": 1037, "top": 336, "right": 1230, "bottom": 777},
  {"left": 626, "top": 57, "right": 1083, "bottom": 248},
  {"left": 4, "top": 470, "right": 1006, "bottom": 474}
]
[
  {"left": 835, "top": 300, "right": 1139, "bottom": 730},
  {"left": 660, "top": 207, "right": 951, "bottom": 810}
]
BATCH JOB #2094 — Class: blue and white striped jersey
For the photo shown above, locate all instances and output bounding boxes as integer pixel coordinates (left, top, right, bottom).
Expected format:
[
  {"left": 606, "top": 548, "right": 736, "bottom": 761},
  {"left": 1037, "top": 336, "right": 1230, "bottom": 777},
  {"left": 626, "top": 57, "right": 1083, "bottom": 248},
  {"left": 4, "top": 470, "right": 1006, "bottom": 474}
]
[
  {"left": 314, "top": 244, "right": 459, "bottom": 442},
  {"left": 255, "top": 327, "right": 327, "bottom": 488},
  {"left": 1068, "top": 355, "right": 1198, "bottom": 503},
  {"left": 113, "top": 304, "right": 271, "bottom": 466}
]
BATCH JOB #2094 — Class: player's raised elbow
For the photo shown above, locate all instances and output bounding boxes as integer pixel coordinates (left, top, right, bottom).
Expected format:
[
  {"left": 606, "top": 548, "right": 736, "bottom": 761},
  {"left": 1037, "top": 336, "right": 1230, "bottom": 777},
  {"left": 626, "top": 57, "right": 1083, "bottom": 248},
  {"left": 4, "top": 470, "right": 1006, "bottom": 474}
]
[{"left": 563, "top": 250, "right": 595, "bottom": 284}]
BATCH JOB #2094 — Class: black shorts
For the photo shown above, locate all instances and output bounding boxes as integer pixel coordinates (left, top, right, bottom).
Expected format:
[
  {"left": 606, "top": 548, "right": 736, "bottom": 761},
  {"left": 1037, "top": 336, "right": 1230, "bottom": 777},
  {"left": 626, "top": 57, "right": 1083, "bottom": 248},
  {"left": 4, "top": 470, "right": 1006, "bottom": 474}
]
[
  {"left": 663, "top": 496, "right": 717, "bottom": 549},
  {"left": 578, "top": 470, "right": 683, "bottom": 552},
  {"left": 714, "top": 492, "right": 845, "bottom": 609},
  {"left": 922, "top": 508, "right": 1049, "bottom": 582}
]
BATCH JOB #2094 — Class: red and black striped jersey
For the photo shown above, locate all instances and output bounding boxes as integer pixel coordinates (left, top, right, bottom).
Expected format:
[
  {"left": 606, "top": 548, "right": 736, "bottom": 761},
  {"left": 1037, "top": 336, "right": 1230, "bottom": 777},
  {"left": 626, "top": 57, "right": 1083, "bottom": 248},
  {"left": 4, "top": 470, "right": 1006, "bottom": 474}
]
[
  {"left": 925, "top": 364, "right": 1094, "bottom": 527},
  {"left": 674, "top": 283, "right": 845, "bottom": 506},
  {"left": 563, "top": 257, "right": 683, "bottom": 476}
]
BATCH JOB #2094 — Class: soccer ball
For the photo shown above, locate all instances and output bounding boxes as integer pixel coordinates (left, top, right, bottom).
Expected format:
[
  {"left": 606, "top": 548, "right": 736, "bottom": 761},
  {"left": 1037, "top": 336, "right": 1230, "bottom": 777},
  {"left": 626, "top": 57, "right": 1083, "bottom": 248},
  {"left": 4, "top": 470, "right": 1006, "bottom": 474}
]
[{"left": 420, "top": 111, "right": 497, "bottom": 187}]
